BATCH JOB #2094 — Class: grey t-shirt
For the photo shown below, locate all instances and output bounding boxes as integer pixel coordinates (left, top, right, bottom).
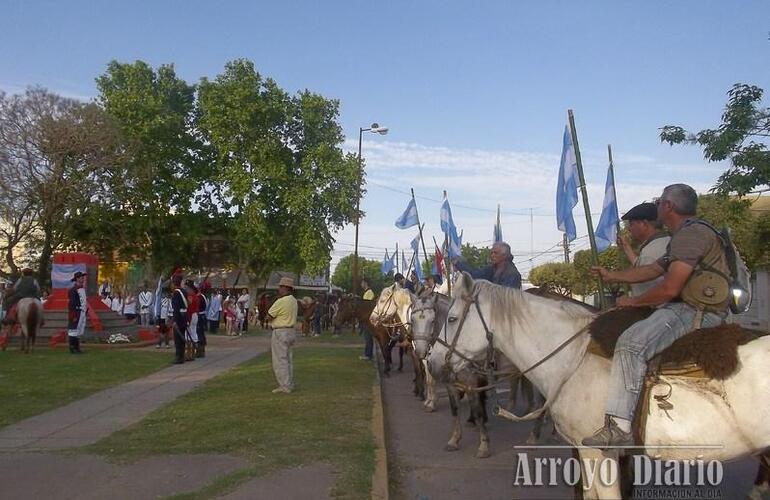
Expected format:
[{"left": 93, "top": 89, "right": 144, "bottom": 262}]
[{"left": 630, "top": 234, "right": 670, "bottom": 297}]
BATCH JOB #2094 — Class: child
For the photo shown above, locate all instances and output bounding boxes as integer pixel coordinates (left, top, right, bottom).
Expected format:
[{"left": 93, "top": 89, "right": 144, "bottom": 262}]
[{"left": 224, "top": 298, "right": 236, "bottom": 336}]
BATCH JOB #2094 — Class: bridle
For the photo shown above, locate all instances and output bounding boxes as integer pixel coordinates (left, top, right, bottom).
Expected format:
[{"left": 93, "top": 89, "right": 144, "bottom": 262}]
[
  {"left": 432, "top": 285, "right": 593, "bottom": 421},
  {"left": 372, "top": 285, "right": 410, "bottom": 330}
]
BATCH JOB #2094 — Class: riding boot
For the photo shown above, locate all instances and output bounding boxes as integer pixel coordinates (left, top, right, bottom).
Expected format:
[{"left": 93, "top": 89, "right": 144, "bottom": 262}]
[
  {"left": 195, "top": 342, "right": 203, "bottom": 358},
  {"left": 68, "top": 336, "right": 77, "bottom": 354},
  {"left": 75, "top": 337, "right": 84, "bottom": 354},
  {"left": 197, "top": 344, "right": 205, "bottom": 358}
]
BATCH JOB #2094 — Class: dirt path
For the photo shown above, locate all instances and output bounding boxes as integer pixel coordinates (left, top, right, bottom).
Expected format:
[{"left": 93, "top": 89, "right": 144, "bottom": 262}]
[{"left": 382, "top": 354, "right": 762, "bottom": 499}]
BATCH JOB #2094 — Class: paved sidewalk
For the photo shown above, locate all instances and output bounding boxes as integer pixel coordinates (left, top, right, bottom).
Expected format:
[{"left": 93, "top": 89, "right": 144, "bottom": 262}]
[
  {"left": 382, "top": 355, "right": 761, "bottom": 500},
  {"left": 0, "top": 335, "right": 270, "bottom": 452}
]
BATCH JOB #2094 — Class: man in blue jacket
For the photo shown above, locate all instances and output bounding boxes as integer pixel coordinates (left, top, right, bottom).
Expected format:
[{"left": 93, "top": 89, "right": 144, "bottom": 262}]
[{"left": 454, "top": 241, "right": 522, "bottom": 289}]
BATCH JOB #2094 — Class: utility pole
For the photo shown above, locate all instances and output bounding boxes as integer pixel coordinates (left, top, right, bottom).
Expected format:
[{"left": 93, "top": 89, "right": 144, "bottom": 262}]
[{"left": 563, "top": 234, "right": 570, "bottom": 263}]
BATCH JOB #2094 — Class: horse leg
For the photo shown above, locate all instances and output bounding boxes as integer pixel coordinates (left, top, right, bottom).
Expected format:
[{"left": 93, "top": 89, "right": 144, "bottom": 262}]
[
  {"left": 398, "top": 345, "right": 404, "bottom": 372},
  {"left": 445, "top": 385, "right": 462, "bottom": 452},
  {"left": 410, "top": 348, "right": 423, "bottom": 398},
  {"left": 423, "top": 362, "right": 436, "bottom": 412},
  {"left": 749, "top": 451, "right": 770, "bottom": 500},
  {"left": 508, "top": 376, "right": 519, "bottom": 412},
  {"left": 474, "top": 389, "right": 490, "bottom": 459},
  {"left": 578, "top": 448, "right": 621, "bottom": 499}
]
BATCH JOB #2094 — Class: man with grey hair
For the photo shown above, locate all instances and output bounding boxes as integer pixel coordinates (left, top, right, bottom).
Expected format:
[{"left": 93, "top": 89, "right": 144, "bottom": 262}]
[
  {"left": 583, "top": 183, "right": 730, "bottom": 449},
  {"left": 454, "top": 241, "right": 522, "bottom": 289}
]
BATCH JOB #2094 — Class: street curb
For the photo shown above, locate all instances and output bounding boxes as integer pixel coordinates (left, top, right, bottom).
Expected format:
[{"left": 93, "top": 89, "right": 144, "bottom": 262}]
[{"left": 371, "top": 348, "right": 389, "bottom": 500}]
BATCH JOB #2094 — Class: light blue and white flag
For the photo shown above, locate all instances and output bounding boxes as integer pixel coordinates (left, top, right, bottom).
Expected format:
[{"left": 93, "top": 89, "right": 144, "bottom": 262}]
[
  {"left": 380, "top": 250, "right": 393, "bottom": 275},
  {"left": 595, "top": 164, "right": 619, "bottom": 252},
  {"left": 413, "top": 251, "right": 424, "bottom": 282},
  {"left": 440, "top": 196, "right": 463, "bottom": 259},
  {"left": 556, "top": 125, "right": 579, "bottom": 242},
  {"left": 395, "top": 198, "right": 419, "bottom": 229}
]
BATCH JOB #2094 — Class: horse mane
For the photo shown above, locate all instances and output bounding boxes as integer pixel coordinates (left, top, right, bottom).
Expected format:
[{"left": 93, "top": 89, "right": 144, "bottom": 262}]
[{"left": 464, "top": 277, "right": 595, "bottom": 334}]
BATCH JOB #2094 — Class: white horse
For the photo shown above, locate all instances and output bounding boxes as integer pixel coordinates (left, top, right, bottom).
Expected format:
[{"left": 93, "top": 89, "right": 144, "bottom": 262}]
[
  {"left": 434, "top": 272, "right": 770, "bottom": 499},
  {"left": 370, "top": 284, "right": 437, "bottom": 408}
]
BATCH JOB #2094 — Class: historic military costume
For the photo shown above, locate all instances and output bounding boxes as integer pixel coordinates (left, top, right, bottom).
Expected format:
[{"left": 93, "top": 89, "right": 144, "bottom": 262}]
[
  {"left": 67, "top": 271, "right": 88, "bottom": 354},
  {"left": 170, "top": 274, "right": 189, "bottom": 364}
]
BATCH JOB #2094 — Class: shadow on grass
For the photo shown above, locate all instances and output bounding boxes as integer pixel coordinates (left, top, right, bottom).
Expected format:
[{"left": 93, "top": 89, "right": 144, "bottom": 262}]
[{"left": 87, "top": 346, "right": 376, "bottom": 499}]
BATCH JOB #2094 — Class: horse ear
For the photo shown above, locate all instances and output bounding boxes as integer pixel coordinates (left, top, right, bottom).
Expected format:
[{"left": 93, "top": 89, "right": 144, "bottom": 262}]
[
  {"left": 409, "top": 291, "right": 418, "bottom": 305},
  {"left": 460, "top": 271, "right": 474, "bottom": 294}
]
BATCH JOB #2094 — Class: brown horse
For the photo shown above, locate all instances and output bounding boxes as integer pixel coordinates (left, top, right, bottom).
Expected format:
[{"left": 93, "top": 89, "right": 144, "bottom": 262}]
[
  {"left": 333, "top": 295, "right": 402, "bottom": 375},
  {"left": 2, "top": 298, "right": 43, "bottom": 353}
]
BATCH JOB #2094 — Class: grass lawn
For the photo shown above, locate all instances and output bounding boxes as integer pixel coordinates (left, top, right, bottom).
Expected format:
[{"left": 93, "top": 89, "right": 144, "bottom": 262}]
[
  {"left": 0, "top": 349, "right": 171, "bottom": 429},
  {"left": 88, "top": 345, "right": 376, "bottom": 499}
]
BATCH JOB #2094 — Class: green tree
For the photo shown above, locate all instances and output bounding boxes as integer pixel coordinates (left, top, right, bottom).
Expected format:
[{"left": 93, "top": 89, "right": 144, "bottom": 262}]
[
  {"left": 528, "top": 262, "right": 577, "bottom": 296},
  {"left": 697, "top": 194, "right": 770, "bottom": 271},
  {"left": 460, "top": 243, "right": 491, "bottom": 269},
  {"left": 196, "top": 59, "right": 359, "bottom": 283},
  {"left": 332, "top": 254, "right": 390, "bottom": 294},
  {"left": 572, "top": 246, "right": 623, "bottom": 297},
  {"left": 93, "top": 60, "right": 209, "bottom": 273},
  {"left": 660, "top": 84, "right": 769, "bottom": 195}
]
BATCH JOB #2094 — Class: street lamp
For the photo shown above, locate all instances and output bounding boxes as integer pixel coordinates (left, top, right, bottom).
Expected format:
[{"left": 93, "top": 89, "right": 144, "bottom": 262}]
[{"left": 351, "top": 122, "right": 388, "bottom": 295}]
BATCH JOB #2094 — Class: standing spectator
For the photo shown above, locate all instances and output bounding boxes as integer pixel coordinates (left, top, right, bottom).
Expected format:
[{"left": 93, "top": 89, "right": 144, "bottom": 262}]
[
  {"left": 358, "top": 278, "right": 375, "bottom": 361},
  {"left": 156, "top": 290, "right": 171, "bottom": 348},
  {"left": 111, "top": 291, "right": 124, "bottom": 315},
  {"left": 196, "top": 284, "right": 208, "bottom": 357},
  {"left": 138, "top": 283, "right": 154, "bottom": 326},
  {"left": 170, "top": 274, "right": 188, "bottom": 365},
  {"left": 235, "top": 302, "right": 246, "bottom": 336},
  {"left": 237, "top": 288, "right": 250, "bottom": 333},
  {"left": 123, "top": 293, "right": 137, "bottom": 321},
  {"left": 207, "top": 289, "right": 222, "bottom": 333},
  {"left": 184, "top": 280, "right": 200, "bottom": 359},
  {"left": 267, "top": 277, "right": 298, "bottom": 394},
  {"left": 99, "top": 279, "right": 111, "bottom": 299},
  {"left": 67, "top": 271, "right": 88, "bottom": 354}
]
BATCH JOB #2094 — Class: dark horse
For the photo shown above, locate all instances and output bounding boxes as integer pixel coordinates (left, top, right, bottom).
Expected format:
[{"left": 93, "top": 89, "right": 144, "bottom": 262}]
[{"left": 333, "top": 295, "right": 403, "bottom": 375}]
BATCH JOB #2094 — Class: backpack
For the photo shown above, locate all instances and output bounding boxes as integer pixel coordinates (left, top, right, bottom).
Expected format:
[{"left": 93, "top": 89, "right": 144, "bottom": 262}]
[{"left": 689, "top": 220, "right": 753, "bottom": 314}]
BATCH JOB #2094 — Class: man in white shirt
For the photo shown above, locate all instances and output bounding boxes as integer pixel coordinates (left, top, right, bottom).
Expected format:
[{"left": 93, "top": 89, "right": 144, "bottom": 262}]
[
  {"left": 616, "top": 202, "right": 671, "bottom": 298},
  {"left": 138, "top": 284, "right": 154, "bottom": 327},
  {"left": 237, "top": 288, "right": 250, "bottom": 333},
  {"left": 207, "top": 289, "right": 223, "bottom": 333}
]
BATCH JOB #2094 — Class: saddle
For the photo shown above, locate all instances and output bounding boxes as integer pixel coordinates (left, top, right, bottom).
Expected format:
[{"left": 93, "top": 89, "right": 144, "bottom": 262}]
[{"left": 587, "top": 307, "right": 766, "bottom": 380}]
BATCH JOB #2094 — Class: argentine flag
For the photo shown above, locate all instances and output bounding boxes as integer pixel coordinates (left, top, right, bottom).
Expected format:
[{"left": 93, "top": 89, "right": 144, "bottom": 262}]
[
  {"left": 556, "top": 125, "right": 579, "bottom": 242},
  {"left": 595, "top": 164, "right": 619, "bottom": 252},
  {"left": 380, "top": 250, "right": 393, "bottom": 275},
  {"left": 440, "top": 197, "right": 463, "bottom": 258},
  {"left": 395, "top": 198, "right": 419, "bottom": 229}
]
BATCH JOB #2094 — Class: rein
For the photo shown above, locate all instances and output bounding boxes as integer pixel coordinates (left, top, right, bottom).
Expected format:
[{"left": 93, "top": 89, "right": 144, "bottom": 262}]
[{"left": 441, "top": 287, "right": 593, "bottom": 421}]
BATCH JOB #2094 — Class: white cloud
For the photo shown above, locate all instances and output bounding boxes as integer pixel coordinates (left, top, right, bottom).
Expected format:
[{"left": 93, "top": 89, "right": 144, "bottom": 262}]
[{"left": 333, "top": 139, "right": 721, "bottom": 280}]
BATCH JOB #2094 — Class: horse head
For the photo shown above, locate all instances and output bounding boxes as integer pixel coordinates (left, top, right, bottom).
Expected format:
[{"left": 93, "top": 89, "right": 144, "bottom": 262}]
[
  {"left": 430, "top": 272, "right": 492, "bottom": 375},
  {"left": 410, "top": 292, "right": 438, "bottom": 359},
  {"left": 370, "top": 284, "right": 396, "bottom": 326}
]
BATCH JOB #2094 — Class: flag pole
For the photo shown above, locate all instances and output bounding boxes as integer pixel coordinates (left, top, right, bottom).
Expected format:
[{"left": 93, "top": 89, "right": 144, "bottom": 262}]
[
  {"left": 395, "top": 242, "right": 399, "bottom": 274},
  {"left": 411, "top": 188, "right": 431, "bottom": 266},
  {"left": 568, "top": 109, "right": 607, "bottom": 309}
]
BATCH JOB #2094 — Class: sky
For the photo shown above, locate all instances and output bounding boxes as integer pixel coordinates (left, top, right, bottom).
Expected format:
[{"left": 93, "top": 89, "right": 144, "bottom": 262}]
[{"left": 2, "top": 1, "right": 769, "bottom": 279}]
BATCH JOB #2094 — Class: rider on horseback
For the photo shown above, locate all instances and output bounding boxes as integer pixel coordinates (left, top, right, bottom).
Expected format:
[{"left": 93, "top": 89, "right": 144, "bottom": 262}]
[
  {"left": 583, "top": 184, "right": 731, "bottom": 449},
  {"left": 2, "top": 268, "right": 41, "bottom": 325}
]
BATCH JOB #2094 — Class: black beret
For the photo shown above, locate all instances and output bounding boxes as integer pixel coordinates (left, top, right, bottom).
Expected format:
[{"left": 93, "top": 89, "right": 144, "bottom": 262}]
[{"left": 621, "top": 202, "right": 658, "bottom": 221}]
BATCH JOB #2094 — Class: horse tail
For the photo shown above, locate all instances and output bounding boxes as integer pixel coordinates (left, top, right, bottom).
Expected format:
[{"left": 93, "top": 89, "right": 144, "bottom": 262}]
[{"left": 26, "top": 301, "right": 40, "bottom": 343}]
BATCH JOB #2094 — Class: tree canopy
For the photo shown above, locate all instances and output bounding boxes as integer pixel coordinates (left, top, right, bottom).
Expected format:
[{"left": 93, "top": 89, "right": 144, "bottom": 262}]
[
  {"left": 661, "top": 83, "right": 770, "bottom": 196},
  {"left": 331, "top": 254, "right": 390, "bottom": 294}
]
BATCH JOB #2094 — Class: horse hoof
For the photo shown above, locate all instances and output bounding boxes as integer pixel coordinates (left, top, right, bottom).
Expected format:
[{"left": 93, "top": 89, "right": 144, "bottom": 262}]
[
  {"left": 475, "top": 449, "right": 491, "bottom": 459},
  {"left": 444, "top": 443, "right": 459, "bottom": 452},
  {"left": 423, "top": 405, "right": 435, "bottom": 413}
]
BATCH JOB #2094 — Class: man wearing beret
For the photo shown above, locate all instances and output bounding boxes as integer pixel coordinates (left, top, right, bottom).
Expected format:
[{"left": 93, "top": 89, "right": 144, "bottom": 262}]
[{"left": 616, "top": 202, "right": 671, "bottom": 297}]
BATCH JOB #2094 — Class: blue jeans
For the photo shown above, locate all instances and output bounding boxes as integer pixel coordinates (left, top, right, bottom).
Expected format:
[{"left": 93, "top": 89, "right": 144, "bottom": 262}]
[
  {"left": 360, "top": 323, "right": 374, "bottom": 358},
  {"left": 605, "top": 302, "right": 725, "bottom": 421}
]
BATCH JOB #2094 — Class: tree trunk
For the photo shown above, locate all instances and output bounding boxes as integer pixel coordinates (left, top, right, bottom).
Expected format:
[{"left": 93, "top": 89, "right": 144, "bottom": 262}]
[{"left": 38, "top": 226, "right": 54, "bottom": 288}]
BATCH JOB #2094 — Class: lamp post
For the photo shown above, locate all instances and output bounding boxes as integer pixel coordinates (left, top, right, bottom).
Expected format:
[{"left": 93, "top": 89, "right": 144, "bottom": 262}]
[{"left": 351, "top": 122, "right": 388, "bottom": 296}]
